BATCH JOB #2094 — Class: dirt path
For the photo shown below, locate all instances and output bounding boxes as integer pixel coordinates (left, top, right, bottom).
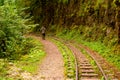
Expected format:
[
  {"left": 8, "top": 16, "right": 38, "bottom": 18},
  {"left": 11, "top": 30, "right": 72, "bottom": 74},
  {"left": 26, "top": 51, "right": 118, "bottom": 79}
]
[{"left": 33, "top": 36, "right": 64, "bottom": 80}]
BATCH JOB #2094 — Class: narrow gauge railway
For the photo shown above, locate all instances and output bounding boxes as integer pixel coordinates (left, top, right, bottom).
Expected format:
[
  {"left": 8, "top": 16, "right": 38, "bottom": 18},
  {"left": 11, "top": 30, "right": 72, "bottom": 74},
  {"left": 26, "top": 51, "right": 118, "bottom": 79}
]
[
  {"left": 53, "top": 38, "right": 119, "bottom": 80},
  {"left": 78, "top": 44, "right": 120, "bottom": 80},
  {"left": 67, "top": 43, "right": 119, "bottom": 80}
]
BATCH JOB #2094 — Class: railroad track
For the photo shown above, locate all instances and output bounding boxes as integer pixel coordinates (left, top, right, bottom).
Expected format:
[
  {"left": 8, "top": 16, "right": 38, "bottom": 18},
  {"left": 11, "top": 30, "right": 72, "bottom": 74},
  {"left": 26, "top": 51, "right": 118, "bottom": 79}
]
[
  {"left": 67, "top": 43, "right": 119, "bottom": 80},
  {"left": 52, "top": 38, "right": 119, "bottom": 80},
  {"left": 78, "top": 44, "right": 120, "bottom": 80},
  {"left": 68, "top": 44, "right": 101, "bottom": 80}
]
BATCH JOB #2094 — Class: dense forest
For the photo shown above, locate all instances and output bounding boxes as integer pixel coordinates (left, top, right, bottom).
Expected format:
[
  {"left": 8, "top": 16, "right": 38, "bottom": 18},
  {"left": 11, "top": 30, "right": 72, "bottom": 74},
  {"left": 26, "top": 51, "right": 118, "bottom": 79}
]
[
  {"left": 21, "top": 0, "right": 120, "bottom": 52},
  {"left": 0, "top": 0, "right": 120, "bottom": 79}
]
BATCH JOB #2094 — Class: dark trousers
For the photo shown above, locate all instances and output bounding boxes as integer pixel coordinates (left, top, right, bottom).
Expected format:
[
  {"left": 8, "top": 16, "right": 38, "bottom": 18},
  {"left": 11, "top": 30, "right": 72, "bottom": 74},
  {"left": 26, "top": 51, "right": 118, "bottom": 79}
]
[{"left": 42, "top": 33, "right": 45, "bottom": 40}]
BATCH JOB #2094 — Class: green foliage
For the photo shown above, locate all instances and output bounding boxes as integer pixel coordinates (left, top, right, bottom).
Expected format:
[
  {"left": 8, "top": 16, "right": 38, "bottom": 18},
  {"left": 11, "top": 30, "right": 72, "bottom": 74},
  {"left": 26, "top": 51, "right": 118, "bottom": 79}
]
[
  {"left": 0, "top": 0, "right": 35, "bottom": 59},
  {"left": 83, "top": 41, "right": 120, "bottom": 70},
  {"left": 56, "top": 28, "right": 80, "bottom": 41},
  {"left": 0, "top": 59, "right": 8, "bottom": 79},
  {"left": 7, "top": 37, "right": 34, "bottom": 60},
  {"left": 0, "top": 30, "right": 6, "bottom": 38},
  {"left": 83, "top": 41, "right": 110, "bottom": 54},
  {"left": 24, "top": 0, "right": 119, "bottom": 49},
  {"left": 0, "top": 0, "right": 4, "bottom": 6},
  {"left": 15, "top": 38, "right": 45, "bottom": 73}
]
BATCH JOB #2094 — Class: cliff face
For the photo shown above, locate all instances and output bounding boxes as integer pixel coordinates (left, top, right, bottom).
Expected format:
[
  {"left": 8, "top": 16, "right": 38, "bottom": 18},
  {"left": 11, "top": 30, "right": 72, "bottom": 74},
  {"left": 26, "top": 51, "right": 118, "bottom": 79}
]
[{"left": 24, "top": 0, "right": 120, "bottom": 52}]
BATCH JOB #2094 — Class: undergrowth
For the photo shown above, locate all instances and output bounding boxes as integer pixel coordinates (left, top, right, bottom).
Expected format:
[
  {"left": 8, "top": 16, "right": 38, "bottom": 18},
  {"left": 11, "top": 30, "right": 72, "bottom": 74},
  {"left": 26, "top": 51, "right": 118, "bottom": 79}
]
[
  {"left": 56, "top": 28, "right": 120, "bottom": 70},
  {"left": 0, "top": 59, "right": 8, "bottom": 80},
  {"left": 15, "top": 37, "right": 45, "bottom": 74},
  {"left": 0, "top": 37, "right": 45, "bottom": 79}
]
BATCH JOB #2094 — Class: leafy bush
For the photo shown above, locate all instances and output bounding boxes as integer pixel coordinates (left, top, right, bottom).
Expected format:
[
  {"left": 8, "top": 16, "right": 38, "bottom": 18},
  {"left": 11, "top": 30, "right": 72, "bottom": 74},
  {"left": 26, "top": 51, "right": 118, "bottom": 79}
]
[
  {"left": 16, "top": 38, "right": 45, "bottom": 73},
  {"left": 0, "top": 0, "right": 35, "bottom": 59},
  {"left": 7, "top": 37, "right": 35, "bottom": 60}
]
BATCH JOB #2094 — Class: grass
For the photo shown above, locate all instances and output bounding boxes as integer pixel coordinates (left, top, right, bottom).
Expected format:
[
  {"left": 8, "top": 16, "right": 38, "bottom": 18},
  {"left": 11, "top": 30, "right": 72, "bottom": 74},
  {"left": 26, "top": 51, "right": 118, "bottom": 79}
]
[
  {"left": 0, "top": 59, "right": 14, "bottom": 80},
  {"left": 82, "top": 41, "right": 120, "bottom": 70},
  {"left": 0, "top": 59, "right": 7, "bottom": 80},
  {"left": 0, "top": 77, "right": 13, "bottom": 80},
  {"left": 15, "top": 38, "right": 46, "bottom": 74}
]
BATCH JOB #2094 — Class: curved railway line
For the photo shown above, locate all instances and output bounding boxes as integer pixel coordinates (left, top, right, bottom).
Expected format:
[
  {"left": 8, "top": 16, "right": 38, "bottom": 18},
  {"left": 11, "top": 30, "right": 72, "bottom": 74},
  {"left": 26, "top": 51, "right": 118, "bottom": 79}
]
[
  {"left": 53, "top": 38, "right": 119, "bottom": 80},
  {"left": 68, "top": 44, "right": 102, "bottom": 80},
  {"left": 77, "top": 44, "right": 120, "bottom": 80},
  {"left": 68, "top": 44, "right": 114, "bottom": 80}
]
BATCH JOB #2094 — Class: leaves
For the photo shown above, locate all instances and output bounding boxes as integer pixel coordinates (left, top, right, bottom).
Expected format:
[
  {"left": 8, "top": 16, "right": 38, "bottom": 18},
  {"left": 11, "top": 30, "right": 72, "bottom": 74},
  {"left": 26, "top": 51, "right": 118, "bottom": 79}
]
[
  {"left": 0, "top": 0, "right": 36, "bottom": 59},
  {"left": 0, "top": 30, "right": 6, "bottom": 38}
]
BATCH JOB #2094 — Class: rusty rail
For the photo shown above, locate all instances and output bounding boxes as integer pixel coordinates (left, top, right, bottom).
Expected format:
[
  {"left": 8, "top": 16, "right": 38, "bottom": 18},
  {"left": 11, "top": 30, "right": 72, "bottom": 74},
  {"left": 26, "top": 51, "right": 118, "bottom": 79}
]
[
  {"left": 82, "top": 47, "right": 108, "bottom": 80},
  {"left": 53, "top": 37, "right": 109, "bottom": 80}
]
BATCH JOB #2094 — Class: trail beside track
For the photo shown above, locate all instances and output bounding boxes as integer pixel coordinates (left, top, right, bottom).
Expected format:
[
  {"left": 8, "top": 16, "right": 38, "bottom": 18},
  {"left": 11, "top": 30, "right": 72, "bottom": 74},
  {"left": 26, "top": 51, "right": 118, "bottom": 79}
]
[{"left": 31, "top": 36, "right": 65, "bottom": 80}]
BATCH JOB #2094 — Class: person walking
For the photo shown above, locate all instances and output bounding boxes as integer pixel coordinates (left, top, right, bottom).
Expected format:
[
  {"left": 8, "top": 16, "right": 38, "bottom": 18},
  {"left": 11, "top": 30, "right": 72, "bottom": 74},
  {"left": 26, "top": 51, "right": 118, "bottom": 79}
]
[{"left": 40, "top": 26, "right": 46, "bottom": 40}]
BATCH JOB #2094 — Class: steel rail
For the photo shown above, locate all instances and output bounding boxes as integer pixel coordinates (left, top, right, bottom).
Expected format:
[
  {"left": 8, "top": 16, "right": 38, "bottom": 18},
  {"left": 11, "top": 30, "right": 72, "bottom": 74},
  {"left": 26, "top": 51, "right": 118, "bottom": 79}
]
[
  {"left": 79, "top": 45, "right": 108, "bottom": 80},
  {"left": 68, "top": 45, "right": 79, "bottom": 80},
  {"left": 53, "top": 37, "right": 108, "bottom": 80}
]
